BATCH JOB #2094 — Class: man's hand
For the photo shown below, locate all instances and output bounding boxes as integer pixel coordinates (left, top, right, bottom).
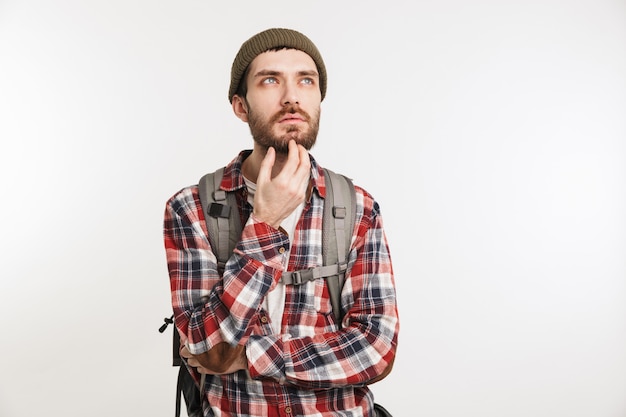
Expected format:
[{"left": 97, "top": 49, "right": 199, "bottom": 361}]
[
  {"left": 253, "top": 140, "right": 311, "bottom": 229},
  {"left": 180, "top": 342, "right": 247, "bottom": 375}
]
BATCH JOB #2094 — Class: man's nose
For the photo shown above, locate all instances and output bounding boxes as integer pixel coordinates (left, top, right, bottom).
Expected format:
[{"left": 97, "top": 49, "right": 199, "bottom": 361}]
[{"left": 282, "top": 81, "right": 299, "bottom": 106}]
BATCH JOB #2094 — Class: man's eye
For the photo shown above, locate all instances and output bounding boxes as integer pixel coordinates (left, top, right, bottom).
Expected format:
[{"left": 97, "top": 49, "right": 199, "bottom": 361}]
[
  {"left": 262, "top": 77, "right": 278, "bottom": 84},
  {"left": 301, "top": 78, "right": 314, "bottom": 85}
]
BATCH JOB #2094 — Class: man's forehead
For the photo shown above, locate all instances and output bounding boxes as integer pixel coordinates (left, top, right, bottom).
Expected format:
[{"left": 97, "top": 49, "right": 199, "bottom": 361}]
[{"left": 248, "top": 49, "right": 318, "bottom": 74}]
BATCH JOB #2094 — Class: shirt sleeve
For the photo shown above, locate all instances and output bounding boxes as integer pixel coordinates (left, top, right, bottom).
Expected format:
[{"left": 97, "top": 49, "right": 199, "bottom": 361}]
[
  {"left": 245, "top": 190, "right": 399, "bottom": 390},
  {"left": 164, "top": 186, "right": 291, "bottom": 355}
]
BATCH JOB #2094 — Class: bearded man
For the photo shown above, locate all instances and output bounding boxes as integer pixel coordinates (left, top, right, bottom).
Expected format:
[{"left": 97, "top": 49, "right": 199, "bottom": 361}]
[{"left": 163, "top": 28, "right": 399, "bottom": 417}]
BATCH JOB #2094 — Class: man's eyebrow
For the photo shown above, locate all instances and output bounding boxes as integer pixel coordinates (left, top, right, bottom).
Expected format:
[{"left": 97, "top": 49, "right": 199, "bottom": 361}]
[
  {"left": 253, "top": 69, "right": 281, "bottom": 78},
  {"left": 253, "top": 69, "right": 319, "bottom": 78},
  {"left": 297, "top": 70, "right": 319, "bottom": 77}
]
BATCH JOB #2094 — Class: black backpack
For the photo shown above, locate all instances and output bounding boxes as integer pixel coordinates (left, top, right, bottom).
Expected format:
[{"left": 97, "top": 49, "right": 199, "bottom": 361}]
[{"left": 160, "top": 167, "right": 392, "bottom": 417}]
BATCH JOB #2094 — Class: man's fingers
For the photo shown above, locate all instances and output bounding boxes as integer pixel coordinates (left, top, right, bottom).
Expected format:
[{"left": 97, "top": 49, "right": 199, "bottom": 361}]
[
  {"left": 258, "top": 146, "right": 275, "bottom": 183},
  {"left": 278, "top": 140, "right": 309, "bottom": 178},
  {"left": 252, "top": 140, "right": 311, "bottom": 228},
  {"left": 288, "top": 143, "right": 311, "bottom": 190},
  {"left": 273, "top": 140, "right": 300, "bottom": 177},
  {"left": 297, "top": 144, "right": 311, "bottom": 176},
  {"left": 288, "top": 139, "right": 299, "bottom": 164}
]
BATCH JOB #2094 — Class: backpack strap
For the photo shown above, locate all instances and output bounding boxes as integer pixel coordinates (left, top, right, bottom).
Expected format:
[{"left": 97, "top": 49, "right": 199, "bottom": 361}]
[
  {"left": 170, "top": 167, "right": 243, "bottom": 417},
  {"left": 278, "top": 168, "right": 357, "bottom": 325},
  {"left": 321, "top": 168, "right": 356, "bottom": 328},
  {"left": 197, "top": 168, "right": 242, "bottom": 273}
]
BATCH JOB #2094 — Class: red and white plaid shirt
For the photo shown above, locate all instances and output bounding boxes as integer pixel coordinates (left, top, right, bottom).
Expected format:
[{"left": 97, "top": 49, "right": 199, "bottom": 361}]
[{"left": 164, "top": 151, "right": 399, "bottom": 417}]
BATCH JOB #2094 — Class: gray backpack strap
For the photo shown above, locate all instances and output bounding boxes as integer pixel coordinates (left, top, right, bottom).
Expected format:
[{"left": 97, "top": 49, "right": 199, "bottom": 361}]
[
  {"left": 197, "top": 167, "right": 241, "bottom": 274},
  {"left": 321, "top": 168, "right": 356, "bottom": 327},
  {"left": 186, "top": 168, "right": 241, "bottom": 417},
  {"left": 280, "top": 169, "right": 356, "bottom": 326}
]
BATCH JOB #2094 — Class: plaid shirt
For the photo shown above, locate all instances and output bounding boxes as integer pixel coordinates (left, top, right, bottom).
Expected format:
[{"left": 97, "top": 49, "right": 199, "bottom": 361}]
[{"left": 164, "top": 151, "right": 399, "bottom": 417}]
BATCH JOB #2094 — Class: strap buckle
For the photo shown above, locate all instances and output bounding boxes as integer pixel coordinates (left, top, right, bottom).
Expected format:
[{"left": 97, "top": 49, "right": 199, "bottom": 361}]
[{"left": 290, "top": 268, "right": 315, "bottom": 285}]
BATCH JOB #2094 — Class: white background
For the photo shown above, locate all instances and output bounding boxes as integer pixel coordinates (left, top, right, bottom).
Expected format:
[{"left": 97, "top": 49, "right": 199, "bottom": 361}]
[{"left": 1, "top": 1, "right": 625, "bottom": 416}]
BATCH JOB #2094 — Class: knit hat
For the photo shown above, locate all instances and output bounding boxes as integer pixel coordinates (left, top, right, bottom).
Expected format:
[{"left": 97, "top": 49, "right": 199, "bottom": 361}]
[{"left": 228, "top": 28, "right": 327, "bottom": 103}]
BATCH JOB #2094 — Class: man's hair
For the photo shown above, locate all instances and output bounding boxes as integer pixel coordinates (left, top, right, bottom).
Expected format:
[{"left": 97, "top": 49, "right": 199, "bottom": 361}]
[{"left": 229, "top": 28, "right": 327, "bottom": 103}]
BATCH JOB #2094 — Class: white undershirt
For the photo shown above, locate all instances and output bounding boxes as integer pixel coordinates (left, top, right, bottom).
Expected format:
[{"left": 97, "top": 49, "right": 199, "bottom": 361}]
[{"left": 244, "top": 177, "right": 305, "bottom": 334}]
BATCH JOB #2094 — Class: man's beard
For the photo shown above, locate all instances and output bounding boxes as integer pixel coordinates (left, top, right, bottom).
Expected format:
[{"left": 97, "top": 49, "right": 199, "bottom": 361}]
[{"left": 247, "top": 103, "right": 320, "bottom": 154}]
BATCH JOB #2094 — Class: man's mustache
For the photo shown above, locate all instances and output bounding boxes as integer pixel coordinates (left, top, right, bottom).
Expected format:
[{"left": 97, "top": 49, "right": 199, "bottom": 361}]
[{"left": 270, "top": 105, "right": 311, "bottom": 123}]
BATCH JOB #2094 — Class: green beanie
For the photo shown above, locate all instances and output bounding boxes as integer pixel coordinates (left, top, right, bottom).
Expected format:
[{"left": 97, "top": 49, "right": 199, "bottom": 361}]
[{"left": 228, "top": 28, "right": 327, "bottom": 103}]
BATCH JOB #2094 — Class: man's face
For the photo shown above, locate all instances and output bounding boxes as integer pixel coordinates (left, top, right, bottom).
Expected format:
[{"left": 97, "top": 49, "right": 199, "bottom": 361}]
[{"left": 233, "top": 49, "right": 322, "bottom": 153}]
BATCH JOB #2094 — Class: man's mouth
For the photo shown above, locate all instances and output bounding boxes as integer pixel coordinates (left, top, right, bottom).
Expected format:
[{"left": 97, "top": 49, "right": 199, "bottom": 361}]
[{"left": 279, "top": 114, "right": 305, "bottom": 123}]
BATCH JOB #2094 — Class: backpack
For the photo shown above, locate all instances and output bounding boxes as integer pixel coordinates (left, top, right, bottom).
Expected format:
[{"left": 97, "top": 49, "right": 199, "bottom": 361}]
[{"left": 159, "top": 166, "right": 393, "bottom": 417}]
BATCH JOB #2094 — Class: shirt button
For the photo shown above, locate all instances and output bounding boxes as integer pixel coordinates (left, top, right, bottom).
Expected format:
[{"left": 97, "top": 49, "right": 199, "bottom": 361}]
[
  {"left": 260, "top": 316, "right": 268, "bottom": 324},
  {"left": 285, "top": 406, "right": 292, "bottom": 414},
  {"left": 279, "top": 247, "right": 286, "bottom": 254}
]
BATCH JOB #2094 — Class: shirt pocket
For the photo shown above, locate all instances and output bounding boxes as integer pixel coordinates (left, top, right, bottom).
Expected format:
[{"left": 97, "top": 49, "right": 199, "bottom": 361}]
[{"left": 283, "top": 279, "right": 339, "bottom": 335}]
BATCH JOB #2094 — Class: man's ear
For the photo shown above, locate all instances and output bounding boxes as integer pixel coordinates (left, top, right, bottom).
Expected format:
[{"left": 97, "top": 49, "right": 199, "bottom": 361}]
[{"left": 232, "top": 95, "right": 249, "bottom": 122}]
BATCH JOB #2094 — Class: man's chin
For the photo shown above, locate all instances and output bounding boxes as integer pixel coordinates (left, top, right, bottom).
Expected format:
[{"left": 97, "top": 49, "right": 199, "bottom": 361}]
[
  {"left": 272, "top": 143, "right": 291, "bottom": 154},
  {"left": 273, "top": 132, "right": 307, "bottom": 153}
]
